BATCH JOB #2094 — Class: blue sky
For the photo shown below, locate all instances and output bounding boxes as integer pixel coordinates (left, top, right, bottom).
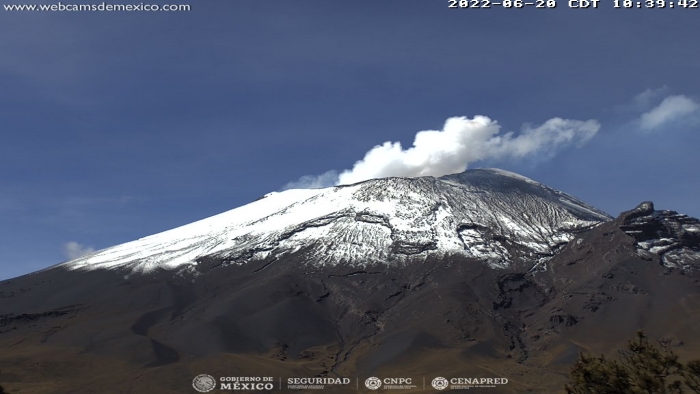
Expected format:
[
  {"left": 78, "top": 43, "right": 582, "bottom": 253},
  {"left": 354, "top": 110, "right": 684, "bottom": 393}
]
[{"left": 1, "top": 0, "right": 699, "bottom": 280}]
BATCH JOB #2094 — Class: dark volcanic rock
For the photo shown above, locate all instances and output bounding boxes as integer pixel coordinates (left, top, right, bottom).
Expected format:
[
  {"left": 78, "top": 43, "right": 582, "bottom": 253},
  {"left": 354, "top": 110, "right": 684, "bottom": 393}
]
[
  {"left": 617, "top": 201, "right": 700, "bottom": 270},
  {"left": 0, "top": 199, "right": 699, "bottom": 394}
]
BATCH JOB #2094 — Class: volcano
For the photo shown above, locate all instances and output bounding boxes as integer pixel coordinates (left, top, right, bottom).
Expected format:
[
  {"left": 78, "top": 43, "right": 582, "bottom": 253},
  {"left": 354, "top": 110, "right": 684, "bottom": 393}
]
[{"left": 1, "top": 169, "right": 698, "bottom": 394}]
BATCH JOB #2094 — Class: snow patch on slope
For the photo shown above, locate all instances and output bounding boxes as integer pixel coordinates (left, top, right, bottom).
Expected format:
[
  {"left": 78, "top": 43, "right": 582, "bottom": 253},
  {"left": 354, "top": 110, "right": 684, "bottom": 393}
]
[{"left": 62, "top": 169, "right": 612, "bottom": 274}]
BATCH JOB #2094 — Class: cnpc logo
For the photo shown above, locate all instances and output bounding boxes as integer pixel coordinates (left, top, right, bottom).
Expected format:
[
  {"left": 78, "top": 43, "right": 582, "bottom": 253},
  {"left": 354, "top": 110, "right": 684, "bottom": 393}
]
[
  {"left": 365, "top": 377, "right": 382, "bottom": 390},
  {"left": 365, "top": 377, "right": 413, "bottom": 390},
  {"left": 431, "top": 377, "right": 449, "bottom": 390}
]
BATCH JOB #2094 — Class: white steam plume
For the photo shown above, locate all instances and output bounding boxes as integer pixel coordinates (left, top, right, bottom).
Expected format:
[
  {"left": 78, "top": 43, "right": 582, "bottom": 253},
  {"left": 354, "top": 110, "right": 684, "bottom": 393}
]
[
  {"left": 285, "top": 115, "right": 600, "bottom": 189},
  {"left": 63, "top": 241, "right": 95, "bottom": 260},
  {"left": 282, "top": 170, "right": 339, "bottom": 190}
]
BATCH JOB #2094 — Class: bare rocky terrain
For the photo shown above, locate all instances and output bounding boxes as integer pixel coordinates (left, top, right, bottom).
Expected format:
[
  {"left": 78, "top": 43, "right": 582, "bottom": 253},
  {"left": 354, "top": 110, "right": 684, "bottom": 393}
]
[{"left": 1, "top": 171, "right": 698, "bottom": 394}]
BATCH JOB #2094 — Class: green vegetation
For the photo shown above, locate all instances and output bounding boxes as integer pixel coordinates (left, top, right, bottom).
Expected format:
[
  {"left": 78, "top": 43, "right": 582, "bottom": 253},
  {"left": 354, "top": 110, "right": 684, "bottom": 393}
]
[{"left": 566, "top": 331, "right": 700, "bottom": 394}]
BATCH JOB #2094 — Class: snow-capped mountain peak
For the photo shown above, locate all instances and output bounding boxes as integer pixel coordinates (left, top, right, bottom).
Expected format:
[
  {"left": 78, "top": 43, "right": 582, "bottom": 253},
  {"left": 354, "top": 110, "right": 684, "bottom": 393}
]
[{"left": 62, "top": 169, "right": 611, "bottom": 274}]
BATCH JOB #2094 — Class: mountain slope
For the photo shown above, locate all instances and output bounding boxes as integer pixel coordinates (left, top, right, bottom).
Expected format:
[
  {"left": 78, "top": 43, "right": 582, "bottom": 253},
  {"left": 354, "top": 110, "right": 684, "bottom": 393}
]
[
  {"left": 63, "top": 168, "right": 610, "bottom": 274},
  {"left": 1, "top": 170, "right": 698, "bottom": 394}
]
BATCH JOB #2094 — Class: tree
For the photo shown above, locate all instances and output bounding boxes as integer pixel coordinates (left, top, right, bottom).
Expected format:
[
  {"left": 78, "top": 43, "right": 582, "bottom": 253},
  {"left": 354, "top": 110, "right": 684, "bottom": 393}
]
[
  {"left": 565, "top": 331, "right": 700, "bottom": 394},
  {"left": 683, "top": 360, "right": 700, "bottom": 393},
  {"left": 565, "top": 352, "right": 631, "bottom": 394}
]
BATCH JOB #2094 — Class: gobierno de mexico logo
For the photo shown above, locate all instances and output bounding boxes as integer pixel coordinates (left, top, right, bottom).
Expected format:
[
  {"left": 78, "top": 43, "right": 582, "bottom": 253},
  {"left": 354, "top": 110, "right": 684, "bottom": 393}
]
[{"left": 192, "top": 374, "right": 217, "bottom": 393}]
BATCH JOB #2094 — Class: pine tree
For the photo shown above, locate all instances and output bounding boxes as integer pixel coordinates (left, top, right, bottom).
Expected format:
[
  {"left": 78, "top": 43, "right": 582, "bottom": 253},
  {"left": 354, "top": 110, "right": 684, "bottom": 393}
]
[
  {"left": 565, "top": 331, "right": 700, "bottom": 394},
  {"left": 565, "top": 352, "right": 631, "bottom": 394},
  {"left": 682, "top": 360, "right": 700, "bottom": 393}
]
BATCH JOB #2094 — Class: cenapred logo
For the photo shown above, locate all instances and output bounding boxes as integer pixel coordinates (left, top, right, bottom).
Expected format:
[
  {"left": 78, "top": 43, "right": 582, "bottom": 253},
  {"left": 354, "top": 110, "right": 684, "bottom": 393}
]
[
  {"left": 192, "top": 374, "right": 216, "bottom": 393},
  {"left": 365, "top": 377, "right": 382, "bottom": 390},
  {"left": 431, "top": 377, "right": 449, "bottom": 390},
  {"left": 431, "top": 376, "right": 509, "bottom": 390}
]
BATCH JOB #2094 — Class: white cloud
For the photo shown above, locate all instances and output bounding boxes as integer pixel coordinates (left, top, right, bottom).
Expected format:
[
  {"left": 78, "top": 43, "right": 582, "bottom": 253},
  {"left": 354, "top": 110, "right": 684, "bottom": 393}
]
[
  {"left": 63, "top": 241, "right": 95, "bottom": 260},
  {"left": 286, "top": 115, "right": 600, "bottom": 188},
  {"left": 639, "top": 95, "right": 700, "bottom": 131},
  {"left": 634, "top": 86, "right": 668, "bottom": 107}
]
